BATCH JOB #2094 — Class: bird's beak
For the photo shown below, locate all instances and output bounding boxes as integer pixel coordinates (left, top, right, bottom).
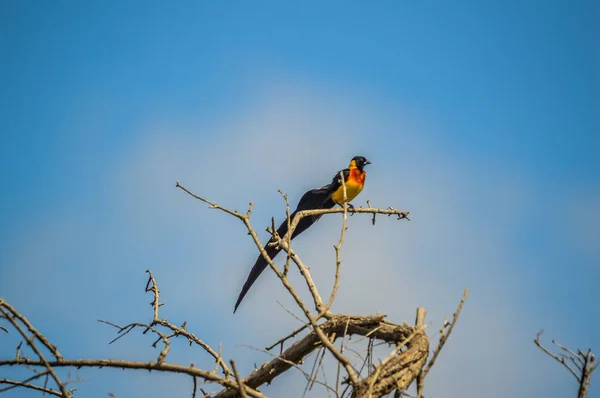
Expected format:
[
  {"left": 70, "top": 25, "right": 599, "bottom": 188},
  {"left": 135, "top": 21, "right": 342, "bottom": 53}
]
[{"left": 365, "top": 160, "right": 371, "bottom": 165}]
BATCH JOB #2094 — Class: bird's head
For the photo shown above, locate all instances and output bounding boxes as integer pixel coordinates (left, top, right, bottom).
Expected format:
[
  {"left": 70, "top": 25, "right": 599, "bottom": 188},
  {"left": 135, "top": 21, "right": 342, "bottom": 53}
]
[{"left": 350, "top": 156, "right": 371, "bottom": 171}]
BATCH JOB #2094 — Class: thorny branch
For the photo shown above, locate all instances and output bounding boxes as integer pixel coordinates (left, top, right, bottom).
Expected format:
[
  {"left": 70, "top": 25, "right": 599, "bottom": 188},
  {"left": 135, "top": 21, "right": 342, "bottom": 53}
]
[
  {"left": 142, "top": 270, "right": 231, "bottom": 376},
  {"left": 0, "top": 180, "right": 468, "bottom": 398},
  {"left": 215, "top": 312, "right": 428, "bottom": 398},
  {"left": 175, "top": 181, "right": 412, "bottom": 389},
  {"left": 0, "top": 286, "right": 264, "bottom": 398},
  {"left": 0, "top": 300, "right": 72, "bottom": 397}
]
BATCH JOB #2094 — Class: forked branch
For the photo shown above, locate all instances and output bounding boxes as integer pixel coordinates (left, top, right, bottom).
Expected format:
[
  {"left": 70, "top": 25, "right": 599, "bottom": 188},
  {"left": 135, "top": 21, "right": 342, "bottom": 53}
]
[{"left": 534, "top": 331, "right": 598, "bottom": 398}]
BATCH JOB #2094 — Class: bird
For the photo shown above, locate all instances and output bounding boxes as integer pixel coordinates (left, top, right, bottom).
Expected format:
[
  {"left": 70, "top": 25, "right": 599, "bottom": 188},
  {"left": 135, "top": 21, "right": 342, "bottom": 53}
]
[{"left": 233, "top": 156, "right": 371, "bottom": 313}]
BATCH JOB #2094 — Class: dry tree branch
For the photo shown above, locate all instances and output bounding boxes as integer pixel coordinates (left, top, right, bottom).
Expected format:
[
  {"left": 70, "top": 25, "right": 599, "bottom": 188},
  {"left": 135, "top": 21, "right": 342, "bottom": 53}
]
[
  {"left": 215, "top": 314, "right": 424, "bottom": 398},
  {"left": 0, "top": 378, "right": 63, "bottom": 396},
  {"left": 143, "top": 270, "right": 231, "bottom": 377},
  {"left": 176, "top": 182, "right": 324, "bottom": 318},
  {"left": 266, "top": 322, "right": 311, "bottom": 352},
  {"left": 277, "top": 190, "right": 293, "bottom": 278},
  {"left": 175, "top": 180, "right": 425, "bottom": 396},
  {"left": 416, "top": 289, "right": 469, "bottom": 398},
  {"left": 289, "top": 207, "right": 409, "bottom": 235},
  {"left": 350, "top": 309, "right": 429, "bottom": 398},
  {"left": 272, "top": 237, "right": 327, "bottom": 315},
  {"left": 0, "top": 357, "right": 267, "bottom": 398},
  {"left": 242, "top": 223, "right": 359, "bottom": 384},
  {"left": 240, "top": 344, "right": 338, "bottom": 396},
  {"left": 422, "top": 289, "right": 469, "bottom": 376},
  {"left": 534, "top": 331, "right": 581, "bottom": 382},
  {"left": 0, "top": 370, "right": 51, "bottom": 394},
  {"left": 366, "top": 322, "right": 429, "bottom": 397},
  {"left": 0, "top": 289, "right": 262, "bottom": 396},
  {"left": 176, "top": 181, "right": 408, "bottom": 323},
  {"left": 0, "top": 180, "right": 434, "bottom": 398},
  {"left": 534, "top": 331, "right": 597, "bottom": 398},
  {"left": 176, "top": 181, "right": 411, "bottom": 388},
  {"left": 230, "top": 360, "right": 248, "bottom": 398},
  {"left": 0, "top": 300, "right": 71, "bottom": 397},
  {"left": 94, "top": 270, "right": 231, "bottom": 378},
  {"left": 0, "top": 300, "right": 62, "bottom": 360},
  {"left": 325, "top": 171, "right": 349, "bottom": 315},
  {"left": 0, "top": 278, "right": 263, "bottom": 397},
  {"left": 275, "top": 300, "right": 305, "bottom": 325},
  {"left": 336, "top": 318, "right": 352, "bottom": 397}
]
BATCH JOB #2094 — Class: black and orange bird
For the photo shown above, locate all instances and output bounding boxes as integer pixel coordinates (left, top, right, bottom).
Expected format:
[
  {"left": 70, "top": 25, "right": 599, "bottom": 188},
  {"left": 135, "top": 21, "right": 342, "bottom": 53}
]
[{"left": 233, "top": 156, "right": 371, "bottom": 313}]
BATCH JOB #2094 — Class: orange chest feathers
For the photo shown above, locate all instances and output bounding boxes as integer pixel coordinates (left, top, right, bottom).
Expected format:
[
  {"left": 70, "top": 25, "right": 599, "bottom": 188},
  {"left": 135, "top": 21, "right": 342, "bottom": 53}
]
[
  {"left": 349, "top": 168, "right": 366, "bottom": 186},
  {"left": 331, "top": 168, "right": 366, "bottom": 205}
]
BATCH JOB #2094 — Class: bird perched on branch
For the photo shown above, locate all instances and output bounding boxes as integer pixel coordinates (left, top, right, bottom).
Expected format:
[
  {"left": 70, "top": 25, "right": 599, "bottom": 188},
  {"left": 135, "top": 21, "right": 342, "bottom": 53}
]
[{"left": 234, "top": 156, "right": 371, "bottom": 313}]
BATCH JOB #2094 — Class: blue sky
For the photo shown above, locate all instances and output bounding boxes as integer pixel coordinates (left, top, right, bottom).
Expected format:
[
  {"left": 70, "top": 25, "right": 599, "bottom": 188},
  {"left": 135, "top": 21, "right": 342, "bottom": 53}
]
[{"left": 1, "top": 1, "right": 599, "bottom": 397}]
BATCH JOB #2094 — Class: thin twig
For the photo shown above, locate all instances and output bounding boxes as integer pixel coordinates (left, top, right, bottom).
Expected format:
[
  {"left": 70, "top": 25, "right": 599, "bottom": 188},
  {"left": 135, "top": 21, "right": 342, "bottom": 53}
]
[
  {"left": 279, "top": 190, "right": 293, "bottom": 277},
  {"left": 422, "top": 288, "right": 469, "bottom": 378},
  {"left": 324, "top": 172, "right": 348, "bottom": 314},
  {"left": 143, "top": 270, "right": 231, "bottom": 377},
  {"left": 230, "top": 360, "right": 247, "bottom": 398},
  {"left": 336, "top": 318, "right": 351, "bottom": 396},
  {"left": 276, "top": 300, "right": 305, "bottom": 324},
  {"left": 266, "top": 322, "right": 311, "bottom": 351},
  {"left": 241, "top": 344, "right": 339, "bottom": 396},
  {"left": 0, "top": 379, "right": 63, "bottom": 396}
]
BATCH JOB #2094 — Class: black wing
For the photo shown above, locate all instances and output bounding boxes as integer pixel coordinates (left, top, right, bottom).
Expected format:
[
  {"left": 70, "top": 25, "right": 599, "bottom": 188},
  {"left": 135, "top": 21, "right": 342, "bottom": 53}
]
[{"left": 324, "top": 168, "right": 350, "bottom": 197}]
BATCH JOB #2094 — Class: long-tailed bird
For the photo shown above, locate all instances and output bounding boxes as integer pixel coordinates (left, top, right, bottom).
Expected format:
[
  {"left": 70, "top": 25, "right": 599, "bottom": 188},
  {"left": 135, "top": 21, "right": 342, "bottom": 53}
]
[{"left": 233, "top": 156, "right": 371, "bottom": 313}]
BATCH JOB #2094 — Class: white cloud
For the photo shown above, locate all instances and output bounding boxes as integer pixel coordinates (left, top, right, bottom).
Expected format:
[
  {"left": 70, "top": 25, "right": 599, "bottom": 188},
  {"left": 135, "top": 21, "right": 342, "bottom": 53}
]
[
  {"left": 108, "top": 82, "right": 553, "bottom": 396},
  {"left": 1, "top": 80, "right": 580, "bottom": 397}
]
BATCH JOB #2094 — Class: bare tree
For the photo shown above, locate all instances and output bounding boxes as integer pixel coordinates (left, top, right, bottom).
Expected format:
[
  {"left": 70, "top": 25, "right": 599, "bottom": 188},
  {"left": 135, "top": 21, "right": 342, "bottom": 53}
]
[
  {"left": 534, "top": 331, "right": 598, "bottom": 398},
  {"left": 0, "top": 180, "right": 468, "bottom": 397}
]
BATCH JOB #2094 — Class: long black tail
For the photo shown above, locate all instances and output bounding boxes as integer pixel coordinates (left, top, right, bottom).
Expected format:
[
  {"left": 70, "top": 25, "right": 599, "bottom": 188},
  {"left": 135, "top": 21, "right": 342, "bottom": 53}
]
[
  {"left": 233, "top": 188, "right": 336, "bottom": 313},
  {"left": 233, "top": 211, "right": 327, "bottom": 313}
]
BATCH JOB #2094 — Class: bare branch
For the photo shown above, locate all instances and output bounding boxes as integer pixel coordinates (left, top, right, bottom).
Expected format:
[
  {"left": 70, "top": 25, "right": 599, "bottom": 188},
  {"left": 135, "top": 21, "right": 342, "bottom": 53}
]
[
  {"left": 2, "top": 178, "right": 427, "bottom": 398},
  {"left": 0, "top": 302, "right": 71, "bottom": 397},
  {"left": 325, "top": 172, "right": 349, "bottom": 314},
  {"left": 0, "top": 378, "right": 63, "bottom": 396},
  {"left": 535, "top": 332, "right": 598, "bottom": 398},
  {"left": 144, "top": 270, "right": 231, "bottom": 377},
  {"left": 0, "top": 300, "right": 63, "bottom": 360},
  {"left": 289, "top": 207, "right": 409, "bottom": 238},
  {"left": 176, "top": 182, "right": 251, "bottom": 220},
  {"left": 422, "top": 288, "right": 469, "bottom": 378},
  {"left": 176, "top": 181, "right": 415, "bottom": 392},
  {"left": 534, "top": 331, "right": 580, "bottom": 381},
  {"left": 230, "top": 360, "right": 247, "bottom": 398},
  {"left": 366, "top": 322, "right": 429, "bottom": 397},
  {"left": 216, "top": 314, "right": 421, "bottom": 398},
  {"left": 416, "top": 289, "right": 468, "bottom": 398},
  {"left": 0, "top": 370, "right": 51, "bottom": 394},
  {"left": 0, "top": 357, "right": 266, "bottom": 398},
  {"left": 266, "top": 322, "right": 311, "bottom": 352},
  {"left": 554, "top": 339, "right": 585, "bottom": 366},
  {"left": 351, "top": 309, "right": 429, "bottom": 397},
  {"left": 278, "top": 190, "right": 293, "bottom": 278}
]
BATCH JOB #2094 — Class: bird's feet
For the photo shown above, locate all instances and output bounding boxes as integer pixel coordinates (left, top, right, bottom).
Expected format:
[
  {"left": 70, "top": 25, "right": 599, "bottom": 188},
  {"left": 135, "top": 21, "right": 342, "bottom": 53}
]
[{"left": 346, "top": 203, "right": 356, "bottom": 215}]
